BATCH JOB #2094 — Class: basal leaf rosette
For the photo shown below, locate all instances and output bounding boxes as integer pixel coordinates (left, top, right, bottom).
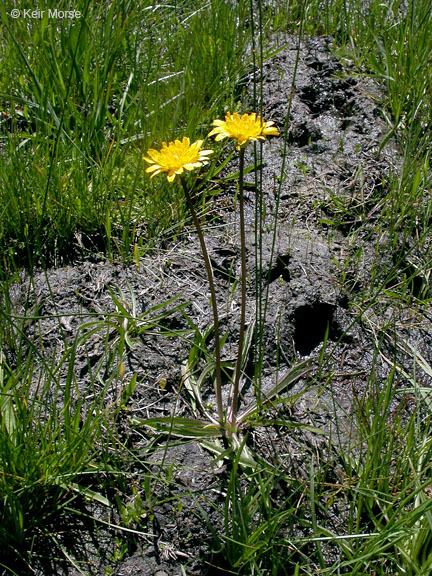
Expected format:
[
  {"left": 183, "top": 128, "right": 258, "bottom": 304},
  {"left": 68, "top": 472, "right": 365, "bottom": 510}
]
[
  {"left": 208, "top": 112, "right": 279, "bottom": 149},
  {"left": 144, "top": 137, "right": 213, "bottom": 183}
]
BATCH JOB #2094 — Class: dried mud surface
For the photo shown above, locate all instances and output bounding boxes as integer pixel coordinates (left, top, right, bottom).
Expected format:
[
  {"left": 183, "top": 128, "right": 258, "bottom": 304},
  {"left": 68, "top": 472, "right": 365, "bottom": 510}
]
[{"left": 6, "top": 36, "right": 432, "bottom": 575}]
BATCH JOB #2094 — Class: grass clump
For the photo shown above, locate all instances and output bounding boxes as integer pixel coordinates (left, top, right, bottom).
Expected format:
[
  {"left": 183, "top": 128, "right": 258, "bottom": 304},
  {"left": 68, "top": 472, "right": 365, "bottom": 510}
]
[
  {"left": 0, "top": 325, "right": 115, "bottom": 573},
  {"left": 0, "top": 0, "right": 250, "bottom": 270},
  {"left": 329, "top": 351, "right": 432, "bottom": 576}
]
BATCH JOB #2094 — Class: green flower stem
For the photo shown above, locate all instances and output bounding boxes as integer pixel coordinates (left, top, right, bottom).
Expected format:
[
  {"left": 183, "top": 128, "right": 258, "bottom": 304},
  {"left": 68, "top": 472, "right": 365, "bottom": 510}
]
[
  {"left": 180, "top": 177, "right": 225, "bottom": 431},
  {"left": 231, "top": 146, "right": 246, "bottom": 427}
]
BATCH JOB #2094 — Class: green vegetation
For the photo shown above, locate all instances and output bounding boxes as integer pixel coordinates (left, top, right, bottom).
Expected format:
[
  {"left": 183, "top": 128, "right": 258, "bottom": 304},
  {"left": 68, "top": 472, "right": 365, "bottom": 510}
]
[
  {"left": 0, "top": 0, "right": 248, "bottom": 269},
  {"left": 1, "top": 0, "right": 431, "bottom": 574}
]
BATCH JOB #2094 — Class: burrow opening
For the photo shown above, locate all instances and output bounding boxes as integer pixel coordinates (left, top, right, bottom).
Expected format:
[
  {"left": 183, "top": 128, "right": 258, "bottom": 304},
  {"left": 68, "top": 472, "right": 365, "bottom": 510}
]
[
  {"left": 267, "top": 254, "right": 291, "bottom": 284},
  {"left": 293, "top": 301, "right": 341, "bottom": 355}
]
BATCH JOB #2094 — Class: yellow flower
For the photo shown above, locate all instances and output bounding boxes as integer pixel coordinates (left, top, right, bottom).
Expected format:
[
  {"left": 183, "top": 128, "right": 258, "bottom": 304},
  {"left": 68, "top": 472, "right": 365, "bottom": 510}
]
[
  {"left": 144, "top": 137, "right": 213, "bottom": 183},
  {"left": 208, "top": 112, "right": 279, "bottom": 149}
]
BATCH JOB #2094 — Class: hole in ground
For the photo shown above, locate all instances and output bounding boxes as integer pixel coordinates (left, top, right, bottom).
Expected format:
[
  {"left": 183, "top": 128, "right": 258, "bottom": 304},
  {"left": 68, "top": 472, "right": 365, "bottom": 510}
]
[
  {"left": 288, "top": 121, "right": 322, "bottom": 147},
  {"left": 267, "top": 254, "right": 291, "bottom": 284},
  {"left": 293, "top": 301, "right": 340, "bottom": 355}
]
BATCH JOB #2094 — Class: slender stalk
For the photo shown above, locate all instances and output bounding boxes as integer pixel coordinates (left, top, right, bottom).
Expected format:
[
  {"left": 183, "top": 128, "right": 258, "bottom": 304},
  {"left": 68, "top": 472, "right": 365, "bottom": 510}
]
[
  {"left": 231, "top": 147, "right": 246, "bottom": 427},
  {"left": 180, "top": 177, "right": 225, "bottom": 431}
]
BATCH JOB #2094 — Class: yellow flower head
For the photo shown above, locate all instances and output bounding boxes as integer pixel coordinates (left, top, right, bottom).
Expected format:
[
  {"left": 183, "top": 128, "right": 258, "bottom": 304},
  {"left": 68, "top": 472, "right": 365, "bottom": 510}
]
[
  {"left": 144, "top": 137, "right": 213, "bottom": 183},
  {"left": 208, "top": 112, "right": 279, "bottom": 149}
]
